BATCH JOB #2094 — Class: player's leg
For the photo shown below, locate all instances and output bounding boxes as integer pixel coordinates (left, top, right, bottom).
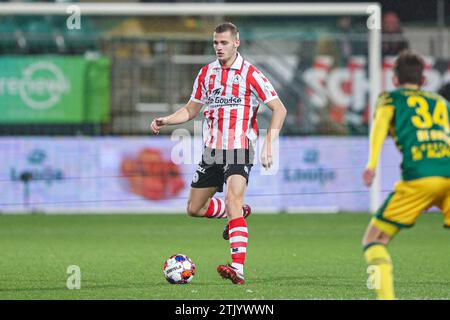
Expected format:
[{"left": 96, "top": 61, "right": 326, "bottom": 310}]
[
  {"left": 225, "top": 174, "right": 247, "bottom": 220},
  {"left": 222, "top": 150, "right": 253, "bottom": 240},
  {"left": 188, "top": 161, "right": 227, "bottom": 218},
  {"left": 188, "top": 157, "right": 249, "bottom": 220},
  {"left": 434, "top": 177, "right": 450, "bottom": 228},
  {"left": 186, "top": 186, "right": 219, "bottom": 217},
  {"left": 222, "top": 204, "right": 251, "bottom": 240},
  {"left": 217, "top": 174, "right": 248, "bottom": 284},
  {"left": 362, "top": 222, "right": 396, "bottom": 300},
  {"left": 441, "top": 193, "right": 450, "bottom": 229},
  {"left": 188, "top": 187, "right": 249, "bottom": 220},
  {"left": 362, "top": 177, "right": 438, "bottom": 300}
]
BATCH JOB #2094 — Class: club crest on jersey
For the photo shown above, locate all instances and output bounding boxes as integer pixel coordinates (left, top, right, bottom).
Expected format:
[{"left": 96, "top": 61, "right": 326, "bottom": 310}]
[{"left": 233, "top": 74, "right": 243, "bottom": 84}]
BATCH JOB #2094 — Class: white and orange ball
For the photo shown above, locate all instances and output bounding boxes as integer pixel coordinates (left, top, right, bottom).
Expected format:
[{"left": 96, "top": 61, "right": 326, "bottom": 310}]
[{"left": 163, "top": 254, "right": 196, "bottom": 284}]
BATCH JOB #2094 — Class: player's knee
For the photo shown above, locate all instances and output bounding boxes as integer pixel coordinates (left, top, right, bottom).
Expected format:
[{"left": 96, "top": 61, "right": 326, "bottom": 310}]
[
  {"left": 362, "top": 227, "right": 391, "bottom": 248},
  {"left": 361, "top": 235, "right": 372, "bottom": 248},
  {"left": 362, "top": 229, "right": 378, "bottom": 247},
  {"left": 186, "top": 201, "right": 201, "bottom": 217}
]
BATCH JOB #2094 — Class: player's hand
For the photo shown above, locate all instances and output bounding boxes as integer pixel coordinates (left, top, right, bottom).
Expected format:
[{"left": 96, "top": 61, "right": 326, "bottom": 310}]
[
  {"left": 261, "top": 143, "right": 273, "bottom": 170},
  {"left": 363, "top": 168, "right": 376, "bottom": 187},
  {"left": 150, "top": 117, "right": 168, "bottom": 134}
]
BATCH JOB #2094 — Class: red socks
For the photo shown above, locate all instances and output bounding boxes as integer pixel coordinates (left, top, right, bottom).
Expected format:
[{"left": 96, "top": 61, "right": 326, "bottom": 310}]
[
  {"left": 228, "top": 217, "right": 248, "bottom": 277},
  {"left": 204, "top": 197, "right": 227, "bottom": 218}
]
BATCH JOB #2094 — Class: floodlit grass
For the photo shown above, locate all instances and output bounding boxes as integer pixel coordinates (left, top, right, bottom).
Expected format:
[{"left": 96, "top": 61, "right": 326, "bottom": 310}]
[{"left": 0, "top": 213, "right": 448, "bottom": 299}]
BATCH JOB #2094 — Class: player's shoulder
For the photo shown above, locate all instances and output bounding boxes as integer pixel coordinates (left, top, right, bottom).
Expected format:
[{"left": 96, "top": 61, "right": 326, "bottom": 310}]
[
  {"left": 243, "top": 60, "right": 263, "bottom": 75},
  {"left": 376, "top": 91, "right": 396, "bottom": 107},
  {"left": 401, "top": 88, "right": 445, "bottom": 103},
  {"left": 414, "top": 89, "right": 441, "bottom": 99},
  {"left": 197, "top": 61, "right": 219, "bottom": 74},
  {"left": 243, "top": 59, "right": 254, "bottom": 68},
  {"left": 434, "top": 92, "right": 450, "bottom": 105},
  {"left": 376, "top": 88, "right": 419, "bottom": 105},
  {"left": 424, "top": 91, "right": 449, "bottom": 106},
  {"left": 383, "top": 88, "right": 408, "bottom": 98}
]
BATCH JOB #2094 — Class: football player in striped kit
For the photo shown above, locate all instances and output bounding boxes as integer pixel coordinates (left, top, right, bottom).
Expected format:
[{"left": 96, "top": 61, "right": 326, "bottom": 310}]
[{"left": 151, "top": 22, "right": 287, "bottom": 284}]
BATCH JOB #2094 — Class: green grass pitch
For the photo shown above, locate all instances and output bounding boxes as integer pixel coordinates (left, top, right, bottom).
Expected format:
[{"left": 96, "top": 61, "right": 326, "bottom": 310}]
[{"left": 0, "top": 213, "right": 449, "bottom": 300}]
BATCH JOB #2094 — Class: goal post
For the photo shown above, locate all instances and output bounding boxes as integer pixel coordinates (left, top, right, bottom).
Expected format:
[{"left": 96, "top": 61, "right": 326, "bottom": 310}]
[{"left": 0, "top": 2, "right": 382, "bottom": 213}]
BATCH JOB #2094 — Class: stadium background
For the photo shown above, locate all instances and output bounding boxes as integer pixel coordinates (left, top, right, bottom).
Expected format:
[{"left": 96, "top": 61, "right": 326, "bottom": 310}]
[
  {"left": 0, "top": 0, "right": 449, "bottom": 300},
  {"left": 0, "top": 0, "right": 448, "bottom": 214}
]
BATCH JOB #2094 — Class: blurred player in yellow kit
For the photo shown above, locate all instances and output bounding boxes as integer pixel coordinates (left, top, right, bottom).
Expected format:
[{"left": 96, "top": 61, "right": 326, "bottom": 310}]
[{"left": 362, "top": 51, "right": 450, "bottom": 300}]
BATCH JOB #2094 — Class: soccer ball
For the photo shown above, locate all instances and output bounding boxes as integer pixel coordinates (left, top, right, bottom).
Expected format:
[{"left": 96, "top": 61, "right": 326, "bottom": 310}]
[{"left": 163, "top": 254, "right": 196, "bottom": 284}]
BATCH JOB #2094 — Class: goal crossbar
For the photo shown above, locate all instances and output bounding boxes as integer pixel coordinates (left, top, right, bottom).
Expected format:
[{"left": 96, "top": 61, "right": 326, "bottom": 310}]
[{"left": 0, "top": 3, "right": 380, "bottom": 16}]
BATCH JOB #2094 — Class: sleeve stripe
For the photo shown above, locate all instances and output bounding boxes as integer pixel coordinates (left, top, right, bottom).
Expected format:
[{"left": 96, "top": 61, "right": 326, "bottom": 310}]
[
  {"left": 263, "top": 95, "right": 278, "bottom": 104},
  {"left": 194, "top": 65, "right": 209, "bottom": 100},
  {"left": 190, "top": 97, "right": 203, "bottom": 104},
  {"left": 240, "top": 65, "right": 253, "bottom": 149},
  {"left": 249, "top": 70, "right": 267, "bottom": 102}
]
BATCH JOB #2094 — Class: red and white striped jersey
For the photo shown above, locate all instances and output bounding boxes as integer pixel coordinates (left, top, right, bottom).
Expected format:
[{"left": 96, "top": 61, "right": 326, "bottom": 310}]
[{"left": 190, "top": 53, "right": 278, "bottom": 150}]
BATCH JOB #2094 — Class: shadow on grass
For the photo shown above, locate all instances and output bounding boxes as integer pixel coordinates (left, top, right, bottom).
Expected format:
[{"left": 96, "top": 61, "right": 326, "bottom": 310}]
[
  {"left": 247, "top": 275, "right": 360, "bottom": 287},
  {"left": 0, "top": 282, "right": 153, "bottom": 293}
]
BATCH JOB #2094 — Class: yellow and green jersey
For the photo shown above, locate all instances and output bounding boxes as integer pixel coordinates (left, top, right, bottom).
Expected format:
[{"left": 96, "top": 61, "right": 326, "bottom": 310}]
[{"left": 367, "top": 88, "right": 450, "bottom": 181}]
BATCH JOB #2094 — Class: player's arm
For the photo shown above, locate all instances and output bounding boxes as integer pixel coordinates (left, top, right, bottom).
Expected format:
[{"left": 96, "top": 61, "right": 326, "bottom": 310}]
[
  {"left": 150, "top": 100, "right": 203, "bottom": 134},
  {"left": 152, "top": 66, "right": 207, "bottom": 134},
  {"left": 261, "top": 98, "right": 287, "bottom": 169},
  {"left": 363, "top": 105, "right": 394, "bottom": 187},
  {"left": 249, "top": 68, "right": 287, "bottom": 169}
]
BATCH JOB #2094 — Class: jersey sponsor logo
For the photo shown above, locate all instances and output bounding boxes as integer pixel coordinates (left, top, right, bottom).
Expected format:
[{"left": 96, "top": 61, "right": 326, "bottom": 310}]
[
  {"left": 207, "top": 96, "right": 242, "bottom": 105},
  {"left": 211, "top": 87, "right": 222, "bottom": 96},
  {"left": 206, "top": 87, "right": 243, "bottom": 105}
]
